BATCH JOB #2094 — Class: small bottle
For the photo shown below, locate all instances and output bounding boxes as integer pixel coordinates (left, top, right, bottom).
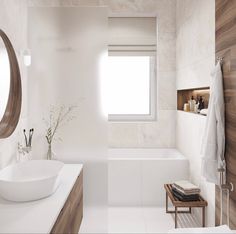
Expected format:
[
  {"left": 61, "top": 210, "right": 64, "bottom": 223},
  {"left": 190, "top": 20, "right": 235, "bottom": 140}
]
[
  {"left": 184, "top": 103, "right": 190, "bottom": 112},
  {"left": 198, "top": 96, "right": 205, "bottom": 110},
  {"left": 194, "top": 103, "right": 199, "bottom": 113},
  {"left": 189, "top": 96, "right": 196, "bottom": 112}
]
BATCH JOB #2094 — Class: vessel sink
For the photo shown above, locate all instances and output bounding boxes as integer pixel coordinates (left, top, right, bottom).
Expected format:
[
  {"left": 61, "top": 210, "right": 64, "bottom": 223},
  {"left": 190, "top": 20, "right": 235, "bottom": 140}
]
[{"left": 0, "top": 160, "right": 64, "bottom": 202}]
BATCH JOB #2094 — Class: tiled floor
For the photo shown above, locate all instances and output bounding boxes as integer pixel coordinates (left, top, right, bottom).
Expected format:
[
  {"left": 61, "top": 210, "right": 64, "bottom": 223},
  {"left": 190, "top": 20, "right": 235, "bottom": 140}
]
[{"left": 79, "top": 206, "right": 200, "bottom": 233}]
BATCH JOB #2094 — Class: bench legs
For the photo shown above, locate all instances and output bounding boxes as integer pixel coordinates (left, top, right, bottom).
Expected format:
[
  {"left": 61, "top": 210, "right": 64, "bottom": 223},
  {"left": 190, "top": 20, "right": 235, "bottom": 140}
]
[
  {"left": 175, "top": 207, "right": 178, "bottom": 228},
  {"left": 202, "top": 207, "right": 205, "bottom": 227},
  {"left": 166, "top": 192, "right": 206, "bottom": 228}
]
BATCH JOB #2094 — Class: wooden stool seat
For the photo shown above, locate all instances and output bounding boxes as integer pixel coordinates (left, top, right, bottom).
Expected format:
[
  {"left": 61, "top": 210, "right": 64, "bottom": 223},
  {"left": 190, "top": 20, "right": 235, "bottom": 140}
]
[{"left": 164, "top": 184, "right": 208, "bottom": 228}]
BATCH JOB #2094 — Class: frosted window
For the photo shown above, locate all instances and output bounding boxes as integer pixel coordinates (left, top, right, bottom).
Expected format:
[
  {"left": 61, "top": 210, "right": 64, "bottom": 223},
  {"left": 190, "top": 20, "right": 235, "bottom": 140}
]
[{"left": 107, "top": 56, "right": 152, "bottom": 117}]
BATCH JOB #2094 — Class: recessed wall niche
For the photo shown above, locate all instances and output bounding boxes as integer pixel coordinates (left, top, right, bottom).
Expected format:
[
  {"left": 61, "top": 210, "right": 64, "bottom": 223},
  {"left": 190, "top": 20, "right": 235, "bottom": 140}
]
[{"left": 177, "top": 87, "right": 210, "bottom": 114}]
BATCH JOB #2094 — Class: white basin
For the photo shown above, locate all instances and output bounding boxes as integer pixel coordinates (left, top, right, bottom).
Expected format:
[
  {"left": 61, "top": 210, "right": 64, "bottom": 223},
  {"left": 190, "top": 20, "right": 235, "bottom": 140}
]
[{"left": 0, "top": 160, "right": 64, "bottom": 202}]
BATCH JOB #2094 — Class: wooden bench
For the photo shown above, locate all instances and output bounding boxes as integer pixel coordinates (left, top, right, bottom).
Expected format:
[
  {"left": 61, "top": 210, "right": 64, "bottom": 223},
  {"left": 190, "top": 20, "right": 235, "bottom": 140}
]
[{"left": 164, "top": 184, "right": 208, "bottom": 228}]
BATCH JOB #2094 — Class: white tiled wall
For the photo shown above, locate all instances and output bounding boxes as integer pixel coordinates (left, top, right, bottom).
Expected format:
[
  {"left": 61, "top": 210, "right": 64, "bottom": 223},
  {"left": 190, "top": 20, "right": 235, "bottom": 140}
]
[{"left": 176, "top": 0, "right": 215, "bottom": 226}]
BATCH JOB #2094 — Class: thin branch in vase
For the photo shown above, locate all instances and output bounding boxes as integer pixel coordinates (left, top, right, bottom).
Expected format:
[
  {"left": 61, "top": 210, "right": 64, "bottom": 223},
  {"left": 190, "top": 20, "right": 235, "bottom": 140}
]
[{"left": 44, "top": 104, "right": 78, "bottom": 146}]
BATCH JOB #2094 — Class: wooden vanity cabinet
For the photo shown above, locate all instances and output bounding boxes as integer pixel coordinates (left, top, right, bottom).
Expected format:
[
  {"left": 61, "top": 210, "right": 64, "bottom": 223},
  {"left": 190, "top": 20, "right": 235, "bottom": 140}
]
[{"left": 51, "top": 170, "right": 83, "bottom": 234}]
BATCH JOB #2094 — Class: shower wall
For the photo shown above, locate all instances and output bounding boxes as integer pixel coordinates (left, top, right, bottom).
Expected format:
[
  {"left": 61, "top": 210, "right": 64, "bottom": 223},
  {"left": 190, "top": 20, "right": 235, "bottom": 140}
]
[
  {"left": 28, "top": 7, "right": 108, "bottom": 208},
  {"left": 176, "top": 0, "right": 215, "bottom": 226},
  {"left": 28, "top": 0, "right": 177, "bottom": 150}
]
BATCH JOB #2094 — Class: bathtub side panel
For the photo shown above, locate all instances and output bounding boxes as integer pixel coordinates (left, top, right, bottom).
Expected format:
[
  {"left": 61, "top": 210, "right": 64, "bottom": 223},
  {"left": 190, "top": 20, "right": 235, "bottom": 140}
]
[
  {"left": 142, "top": 159, "right": 189, "bottom": 206},
  {"left": 108, "top": 160, "right": 142, "bottom": 206},
  {"left": 108, "top": 157, "right": 189, "bottom": 206}
]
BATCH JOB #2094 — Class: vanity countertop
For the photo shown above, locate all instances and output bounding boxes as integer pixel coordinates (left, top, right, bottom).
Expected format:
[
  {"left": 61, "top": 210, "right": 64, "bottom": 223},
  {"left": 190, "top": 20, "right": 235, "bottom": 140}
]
[{"left": 0, "top": 163, "right": 83, "bottom": 234}]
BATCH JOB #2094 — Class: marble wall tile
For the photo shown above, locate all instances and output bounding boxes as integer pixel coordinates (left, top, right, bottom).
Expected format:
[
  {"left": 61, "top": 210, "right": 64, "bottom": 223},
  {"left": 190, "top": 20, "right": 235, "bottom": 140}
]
[
  {"left": 176, "top": 55, "right": 214, "bottom": 89},
  {"left": 138, "top": 110, "right": 176, "bottom": 148},
  {"left": 176, "top": 0, "right": 215, "bottom": 72},
  {"left": 108, "top": 123, "right": 140, "bottom": 148},
  {"left": 156, "top": 0, "right": 176, "bottom": 33},
  {"left": 159, "top": 32, "right": 176, "bottom": 72},
  {"left": 158, "top": 71, "right": 176, "bottom": 110},
  {"left": 109, "top": 111, "right": 176, "bottom": 148}
]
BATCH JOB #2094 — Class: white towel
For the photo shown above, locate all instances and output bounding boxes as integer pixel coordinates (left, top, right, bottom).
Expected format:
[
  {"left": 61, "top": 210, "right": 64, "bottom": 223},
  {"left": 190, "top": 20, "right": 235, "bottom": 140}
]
[
  {"left": 201, "top": 61, "right": 225, "bottom": 185},
  {"left": 173, "top": 180, "right": 199, "bottom": 191}
]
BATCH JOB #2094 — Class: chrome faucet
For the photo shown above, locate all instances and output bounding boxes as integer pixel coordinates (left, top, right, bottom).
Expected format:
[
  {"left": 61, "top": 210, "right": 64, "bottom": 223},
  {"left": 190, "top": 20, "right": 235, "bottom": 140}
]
[
  {"left": 17, "top": 143, "right": 32, "bottom": 155},
  {"left": 17, "top": 129, "right": 34, "bottom": 160}
]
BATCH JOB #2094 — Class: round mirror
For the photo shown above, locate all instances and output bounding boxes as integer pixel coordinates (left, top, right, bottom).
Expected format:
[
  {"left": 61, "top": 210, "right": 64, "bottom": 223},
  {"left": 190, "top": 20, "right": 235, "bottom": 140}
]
[
  {"left": 0, "top": 29, "right": 22, "bottom": 138},
  {"left": 0, "top": 37, "right": 10, "bottom": 121}
]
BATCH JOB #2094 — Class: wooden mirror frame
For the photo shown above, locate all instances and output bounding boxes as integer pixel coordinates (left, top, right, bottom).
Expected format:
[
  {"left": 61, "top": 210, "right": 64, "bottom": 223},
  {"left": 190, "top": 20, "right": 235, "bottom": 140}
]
[{"left": 0, "top": 29, "right": 22, "bottom": 138}]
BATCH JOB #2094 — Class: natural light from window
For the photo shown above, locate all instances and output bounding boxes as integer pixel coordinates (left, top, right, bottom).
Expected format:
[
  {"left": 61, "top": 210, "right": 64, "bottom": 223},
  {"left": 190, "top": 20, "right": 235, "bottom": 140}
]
[{"left": 107, "top": 56, "right": 150, "bottom": 115}]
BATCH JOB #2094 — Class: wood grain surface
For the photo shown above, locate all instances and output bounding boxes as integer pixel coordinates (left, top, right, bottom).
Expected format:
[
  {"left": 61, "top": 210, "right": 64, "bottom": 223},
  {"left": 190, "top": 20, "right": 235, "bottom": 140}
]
[
  {"left": 215, "top": 0, "right": 236, "bottom": 229},
  {"left": 51, "top": 170, "right": 83, "bottom": 234}
]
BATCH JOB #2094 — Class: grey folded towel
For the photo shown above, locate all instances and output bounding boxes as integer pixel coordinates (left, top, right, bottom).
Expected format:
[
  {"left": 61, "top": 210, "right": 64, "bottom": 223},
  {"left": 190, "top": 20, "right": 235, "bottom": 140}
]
[{"left": 172, "top": 188, "right": 200, "bottom": 201}]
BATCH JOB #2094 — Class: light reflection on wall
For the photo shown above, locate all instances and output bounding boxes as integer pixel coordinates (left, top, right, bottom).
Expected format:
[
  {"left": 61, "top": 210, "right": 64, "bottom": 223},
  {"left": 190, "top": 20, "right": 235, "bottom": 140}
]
[
  {"left": 99, "top": 50, "right": 109, "bottom": 118},
  {"left": 0, "top": 46, "right": 10, "bottom": 120}
]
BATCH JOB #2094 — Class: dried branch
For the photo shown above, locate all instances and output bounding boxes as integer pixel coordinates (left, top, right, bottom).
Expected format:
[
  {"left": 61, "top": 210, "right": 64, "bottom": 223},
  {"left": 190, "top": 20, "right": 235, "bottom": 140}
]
[{"left": 44, "top": 105, "right": 78, "bottom": 144}]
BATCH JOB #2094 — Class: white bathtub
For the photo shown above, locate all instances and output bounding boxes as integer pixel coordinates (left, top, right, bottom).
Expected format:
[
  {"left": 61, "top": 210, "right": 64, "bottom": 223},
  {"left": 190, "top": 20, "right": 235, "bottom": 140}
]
[{"left": 108, "top": 148, "right": 189, "bottom": 206}]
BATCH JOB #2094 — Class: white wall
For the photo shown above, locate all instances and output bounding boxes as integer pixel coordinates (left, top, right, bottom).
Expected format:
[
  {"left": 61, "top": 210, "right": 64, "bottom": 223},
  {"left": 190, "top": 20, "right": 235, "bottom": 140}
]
[
  {"left": 0, "top": 0, "right": 28, "bottom": 169},
  {"left": 176, "top": 0, "right": 215, "bottom": 226},
  {"left": 28, "top": 7, "right": 108, "bottom": 209},
  {"left": 27, "top": 0, "right": 177, "bottom": 150}
]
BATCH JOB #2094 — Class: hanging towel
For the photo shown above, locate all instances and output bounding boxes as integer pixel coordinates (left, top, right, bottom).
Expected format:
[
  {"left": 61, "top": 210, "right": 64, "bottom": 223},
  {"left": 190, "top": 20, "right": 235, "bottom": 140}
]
[{"left": 201, "top": 61, "right": 225, "bottom": 185}]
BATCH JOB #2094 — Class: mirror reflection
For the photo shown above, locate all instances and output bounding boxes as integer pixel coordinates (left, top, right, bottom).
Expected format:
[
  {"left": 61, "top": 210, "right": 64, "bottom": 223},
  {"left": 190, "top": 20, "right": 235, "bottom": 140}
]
[{"left": 0, "top": 37, "right": 10, "bottom": 121}]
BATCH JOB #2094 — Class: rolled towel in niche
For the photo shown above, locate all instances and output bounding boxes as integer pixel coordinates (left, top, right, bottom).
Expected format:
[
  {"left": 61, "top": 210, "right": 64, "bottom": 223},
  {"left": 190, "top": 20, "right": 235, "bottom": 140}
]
[{"left": 200, "top": 108, "right": 208, "bottom": 116}]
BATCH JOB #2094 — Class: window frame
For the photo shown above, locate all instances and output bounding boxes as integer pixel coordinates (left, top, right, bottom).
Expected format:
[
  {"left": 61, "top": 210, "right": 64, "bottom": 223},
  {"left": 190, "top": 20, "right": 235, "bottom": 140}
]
[{"left": 108, "top": 55, "right": 157, "bottom": 122}]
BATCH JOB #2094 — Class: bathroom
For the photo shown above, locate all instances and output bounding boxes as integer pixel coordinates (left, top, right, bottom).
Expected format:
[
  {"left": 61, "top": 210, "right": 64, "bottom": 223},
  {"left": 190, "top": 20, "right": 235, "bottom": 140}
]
[{"left": 0, "top": 0, "right": 234, "bottom": 233}]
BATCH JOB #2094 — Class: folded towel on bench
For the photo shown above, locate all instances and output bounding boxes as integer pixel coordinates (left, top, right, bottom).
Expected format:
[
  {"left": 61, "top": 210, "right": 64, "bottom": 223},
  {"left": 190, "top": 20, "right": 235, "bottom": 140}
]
[
  {"left": 173, "top": 180, "right": 200, "bottom": 195},
  {"left": 172, "top": 188, "right": 200, "bottom": 202}
]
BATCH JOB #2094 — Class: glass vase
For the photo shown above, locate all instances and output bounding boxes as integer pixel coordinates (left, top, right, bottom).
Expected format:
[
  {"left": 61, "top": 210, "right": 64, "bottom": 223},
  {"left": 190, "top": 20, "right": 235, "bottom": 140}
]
[{"left": 47, "top": 143, "right": 53, "bottom": 160}]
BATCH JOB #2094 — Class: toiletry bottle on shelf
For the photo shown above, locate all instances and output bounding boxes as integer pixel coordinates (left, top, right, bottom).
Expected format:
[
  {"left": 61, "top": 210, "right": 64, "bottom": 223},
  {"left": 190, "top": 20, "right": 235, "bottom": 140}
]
[
  {"left": 184, "top": 103, "right": 190, "bottom": 112},
  {"left": 189, "top": 96, "right": 196, "bottom": 112},
  {"left": 195, "top": 96, "right": 200, "bottom": 113},
  {"left": 194, "top": 103, "right": 199, "bottom": 113},
  {"left": 198, "top": 96, "right": 205, "bottom": 110}
]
